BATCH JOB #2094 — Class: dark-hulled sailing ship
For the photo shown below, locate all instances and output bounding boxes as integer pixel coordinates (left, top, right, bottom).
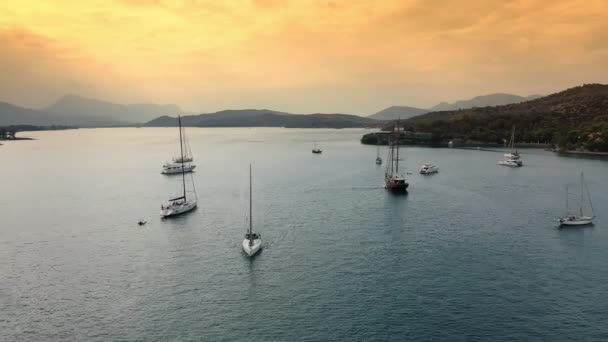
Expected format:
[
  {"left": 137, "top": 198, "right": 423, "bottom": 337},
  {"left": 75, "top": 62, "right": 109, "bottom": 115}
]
[{"left": 384, "top": 121, "right": 409, "bottom": 192}]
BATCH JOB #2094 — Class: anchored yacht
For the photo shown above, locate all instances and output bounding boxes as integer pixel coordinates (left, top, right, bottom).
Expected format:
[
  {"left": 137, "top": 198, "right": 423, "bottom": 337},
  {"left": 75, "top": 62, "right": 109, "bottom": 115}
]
[
  {"left": 499, "top": 126, "right": 523, "bottom": 167},
  {"left": 385, "top": 121, "right": 409, "bottom": 192},
  {"left": 557, "top": 172, "right": 595, "bottom": 227},
  {"left": 161, "top": 162, "right": 196, "bottom": 174},
  {"left": 242, "top": 165, "right": 262, "bottom": 256},
  {"left": 161, "top": 115, "right": 197, "bottom": 218},
  {"left": 419, "top": 163, "right": 438, "bottom": 174}
]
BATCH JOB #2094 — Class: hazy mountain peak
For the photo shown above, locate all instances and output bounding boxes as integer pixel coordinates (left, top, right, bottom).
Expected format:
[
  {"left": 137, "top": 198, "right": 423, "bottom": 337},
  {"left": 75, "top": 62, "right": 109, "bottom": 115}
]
[
  {"left": 368, "top": 106, "right": 429, "bottom": 121},
  {"left": 45, "top": 94, "right": 188, "bottom": 123},
  {"left": 430, "top": 93, "right": 541, "bottom": 111}
]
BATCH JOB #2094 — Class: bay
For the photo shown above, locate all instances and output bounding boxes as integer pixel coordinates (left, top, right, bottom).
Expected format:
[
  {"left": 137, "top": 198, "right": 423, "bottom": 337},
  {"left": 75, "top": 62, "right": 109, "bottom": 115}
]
[{"left": 1, "top": 128, "right": 607, "bottom": 341}]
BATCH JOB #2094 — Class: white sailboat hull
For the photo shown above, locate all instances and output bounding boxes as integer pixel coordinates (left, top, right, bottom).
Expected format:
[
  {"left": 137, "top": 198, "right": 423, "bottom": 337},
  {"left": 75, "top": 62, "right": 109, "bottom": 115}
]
[
  {"left": 558, "top": 216, "right": 594, "bottom": 226},
  {"left": 161, "top": 163, "right": 196, "bottom": 174},
  {"left": 242, "top": 238, "right": 262, "bottom": 256},
  {"left": 160, "top": 200, "right": 197, "bottom": 218}
]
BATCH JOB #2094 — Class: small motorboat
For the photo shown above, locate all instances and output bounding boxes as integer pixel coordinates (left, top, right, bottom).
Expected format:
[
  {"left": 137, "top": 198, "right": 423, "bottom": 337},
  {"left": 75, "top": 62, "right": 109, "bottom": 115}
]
[
  {"left": 138, "top": 220, "right": 147, "bottom": 226},
  {"left": 419, "top": 163, "right": 438, "bottom": 174}
]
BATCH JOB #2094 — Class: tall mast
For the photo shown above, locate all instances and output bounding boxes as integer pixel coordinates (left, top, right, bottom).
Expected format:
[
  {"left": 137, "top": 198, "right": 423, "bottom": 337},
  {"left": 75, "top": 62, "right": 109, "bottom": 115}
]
[
  {"left": 511, "top": 126, "right": 515, "bottom": 152},
  {"left": 585, "top": 173, "right": 595, "bottom": 217},
  {"left": 249, "top": 164, "right": 253, "bottom": 244},
  {"left": 580, "top": 172, "right": 584, "bottom": 217},
  {"left": 178, "top": 115, "right": 186, "bottom": 201},
  {"left": 395, "top": 120, "right": 400, "bottom": 174},
  {"left": 387, "top": 128, "right": 394, "bottom": 176},
  {"left": 565, "top": 185, "right": 569, "bottom": 215}
]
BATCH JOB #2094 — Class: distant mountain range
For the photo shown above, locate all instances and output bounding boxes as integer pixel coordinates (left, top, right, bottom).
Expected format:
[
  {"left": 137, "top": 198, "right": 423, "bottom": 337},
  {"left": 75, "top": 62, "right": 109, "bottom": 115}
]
[
  {"left": 0, "top": 95, "right": 190, "bottom": 127},
  {"left": 1, "top": 95, "right": 378, "bottom": 128},
  {"left": 45, "top": 95, "right": 192, "bottom": 124},
  {"left": 429, "top": 93, "right": 543, "bottom": 111},
  {"left": 369, "top": 93, "right": 543, "bottom": 120},
  {"left": 145, "top": 109, "right": 379, "bottom": 128},
  {"left": 1, "top": 91, "right": 585, "bottom": 131}
]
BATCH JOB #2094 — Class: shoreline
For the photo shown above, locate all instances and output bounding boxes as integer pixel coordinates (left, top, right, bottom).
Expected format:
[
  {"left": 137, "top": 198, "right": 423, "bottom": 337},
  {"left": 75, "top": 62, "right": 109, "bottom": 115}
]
[
  {"left": 0, "top": 137, "right": 35, "bottom": 141},
  {"left": 555, "top": 149, "right": 608, "bottom": 156}
]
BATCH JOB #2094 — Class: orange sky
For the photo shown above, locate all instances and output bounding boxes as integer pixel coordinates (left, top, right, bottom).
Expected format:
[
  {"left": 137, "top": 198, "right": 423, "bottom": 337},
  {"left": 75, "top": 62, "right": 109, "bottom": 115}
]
[{"left": 1, "top": 0, "right": 607, "bottom": 114}]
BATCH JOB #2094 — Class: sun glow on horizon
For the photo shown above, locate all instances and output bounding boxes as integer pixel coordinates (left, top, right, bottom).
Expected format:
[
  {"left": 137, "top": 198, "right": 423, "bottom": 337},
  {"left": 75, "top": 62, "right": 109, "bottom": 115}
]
[{"left": 1, "top": 0, "right": 607, "bottom": 114}]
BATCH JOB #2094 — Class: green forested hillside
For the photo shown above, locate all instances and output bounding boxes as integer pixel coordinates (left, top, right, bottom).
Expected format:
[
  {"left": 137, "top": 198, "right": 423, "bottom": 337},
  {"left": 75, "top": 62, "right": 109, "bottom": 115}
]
[{"left": 404, "top": 84, "right": 608, "bottom": 152}]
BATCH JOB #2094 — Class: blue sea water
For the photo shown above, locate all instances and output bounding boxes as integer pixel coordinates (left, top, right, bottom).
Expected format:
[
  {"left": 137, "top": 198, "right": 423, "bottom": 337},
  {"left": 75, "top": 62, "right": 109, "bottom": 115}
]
[{"left": 1, "top": 128, "right": 607, "bottom": 341}]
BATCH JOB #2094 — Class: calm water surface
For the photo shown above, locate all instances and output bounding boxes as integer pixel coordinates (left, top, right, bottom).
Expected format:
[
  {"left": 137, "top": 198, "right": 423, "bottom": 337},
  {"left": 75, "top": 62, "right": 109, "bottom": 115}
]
[{"left": 1, "top": 128, "right": 608, "bottom": 341}]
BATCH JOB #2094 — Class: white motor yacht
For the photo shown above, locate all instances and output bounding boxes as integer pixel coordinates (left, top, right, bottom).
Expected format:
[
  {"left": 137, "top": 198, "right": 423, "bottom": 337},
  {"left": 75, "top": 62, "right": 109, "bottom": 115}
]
[
  {"left": 498, "top": 159, "right": 521, "bottom": 167},
  {"left": 419, "top": 163, "right": 438, "bottom": 174}
]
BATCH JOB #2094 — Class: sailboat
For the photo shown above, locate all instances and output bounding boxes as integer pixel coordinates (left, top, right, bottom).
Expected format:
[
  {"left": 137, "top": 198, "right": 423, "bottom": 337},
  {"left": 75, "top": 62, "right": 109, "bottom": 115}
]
[
  {"left": 557, "top": 172, "right": 595, "bottom": 226},
  {"left": 160, "top": 115, "right": 198, "bottom": 218},
  {"left": 385, "top": 121, "right": 408, "bottom": 192},
  {"left": 173, "top": 126, "right": 193, "bottom": 163},
  {"left": 499, "top": 126, "right": 523, "bottom": 167},
  {"left": 162, "top": 117, "right": 195, "bottom": 174},
  {"left": 312, "top": 141, "right": 322, "bottom": 154},
  {"left": 242, "top": 164, "right": 262, "bottom": 256},
  {"left": 375, "top": 141, "right": 382, "bottom": 165}
]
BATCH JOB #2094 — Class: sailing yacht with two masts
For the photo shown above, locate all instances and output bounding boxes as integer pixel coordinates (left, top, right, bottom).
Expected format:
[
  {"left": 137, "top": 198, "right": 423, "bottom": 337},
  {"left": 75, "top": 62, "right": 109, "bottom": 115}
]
[
  {"left": 385, "top": 121, "right": 409, "bottom": 192},
  {"left": 242, "top": 164, "right": 262, "bottom": 256},
  {"left": 161, "top": 115, "right": 198, "bottom": 218},
  {"left": 557, "top": 172, "right": 595, "bottom": 226}
]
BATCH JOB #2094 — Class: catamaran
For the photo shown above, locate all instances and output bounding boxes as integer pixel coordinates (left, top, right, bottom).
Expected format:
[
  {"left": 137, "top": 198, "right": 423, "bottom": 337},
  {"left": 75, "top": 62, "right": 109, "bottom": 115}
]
[
  {"left": 385, "top": 121, "right": 408, "bottom": 192},
  {"left": 160, "top": 115, "right": 198, "bottom": 218},
  {"left": 161, "top": 162, "right": 195, "bottom": 174},
  {"left": 162, "top": 117, "right": 195, "bottom": 174},
  {"left": 242, "top": 164, "right": 262, "bottom": 256},
  {"left": 499, "top": 126, "right": 523, "bottom": 167},
  {"left": 557, "top": 172, "right": 595, "bottom": 226},
  {"left": 312, "top": 141, "right": 322, "bottom": 154}
]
